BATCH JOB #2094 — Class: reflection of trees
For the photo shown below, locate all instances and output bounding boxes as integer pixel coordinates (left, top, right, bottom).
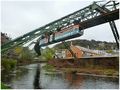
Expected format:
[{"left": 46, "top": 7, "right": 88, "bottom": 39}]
[
  {"left": 1, "top": 65, "right": 29, "bottom": 82},
  {"left": 1, "top": 70, "right": 13, "bottom": 83},
  {"left": 64, "top": 72, "right": 84, "bottom": 89},
  {"left": 15, "top": 67, "right": 29, "bottom": 79}
]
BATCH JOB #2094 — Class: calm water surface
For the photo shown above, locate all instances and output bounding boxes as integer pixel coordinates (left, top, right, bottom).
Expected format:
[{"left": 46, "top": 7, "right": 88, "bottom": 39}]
[{"left": 2, "top": 64, "right": 119, "bottom": 89}]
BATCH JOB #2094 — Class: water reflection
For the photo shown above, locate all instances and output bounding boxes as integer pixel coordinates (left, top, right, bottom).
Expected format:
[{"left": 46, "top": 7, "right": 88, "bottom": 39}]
[
  {"left": 1, "top": 66, "right": 28, "bottom": 85},
  {"left": 40, "top": 71, "right": 69, "bottom": 89},
  {"left": 1, "top": 64, "right": 119, "bottom": 89},
  {"left": 40, "top": 67, "right": 118, "bottom": 89},
  {"left": 11, "top": 64, "right": 37, "bottom": 89},
  {"left": 33, "top": 64, "right": 41, "bottom": 89},
  {"left": 64, "top": 72, "right": 84, "bottom": 89},
  {"left": 64, "top": 73, "right": 119, "bottom": 89}
]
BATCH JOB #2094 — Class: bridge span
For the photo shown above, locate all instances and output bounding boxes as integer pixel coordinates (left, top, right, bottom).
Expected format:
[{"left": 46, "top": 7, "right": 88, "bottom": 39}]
[{"left": 1, "top": 1, "right": 119, "bottom": 54}]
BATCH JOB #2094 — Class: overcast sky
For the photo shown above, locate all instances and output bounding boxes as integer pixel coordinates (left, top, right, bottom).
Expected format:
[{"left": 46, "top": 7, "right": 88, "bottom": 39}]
[{"left": 1, "top": 0, "right": 119, "bottom": 44}]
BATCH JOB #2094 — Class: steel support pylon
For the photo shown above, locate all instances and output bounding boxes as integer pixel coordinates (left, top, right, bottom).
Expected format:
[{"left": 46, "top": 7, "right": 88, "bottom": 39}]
[
  {"left": 62, "top": 41, "right": 77, "bottom": 60},
  {"left": 109, "top": 21, "right": 119, "bottom": 49}
]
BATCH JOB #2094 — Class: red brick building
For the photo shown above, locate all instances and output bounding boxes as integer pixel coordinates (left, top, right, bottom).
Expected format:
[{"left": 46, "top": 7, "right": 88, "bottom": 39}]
[
  {"left": 65, "top": 44, "right": 83, "bottom": 59},
  {"left": 55, "top": 42, "right": 99, "bottom": 59}
]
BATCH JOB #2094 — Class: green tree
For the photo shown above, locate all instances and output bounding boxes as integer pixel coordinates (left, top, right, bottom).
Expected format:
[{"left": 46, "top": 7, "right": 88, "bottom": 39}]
[
  {"left": 1, "top": 58, "right": 17, "bottom": 71},
  {"left": 19, "top": 47, "right": 33, "bottom": 60},
  {"left": 41, "top": 47, "right": 55, "bottom": 61}
]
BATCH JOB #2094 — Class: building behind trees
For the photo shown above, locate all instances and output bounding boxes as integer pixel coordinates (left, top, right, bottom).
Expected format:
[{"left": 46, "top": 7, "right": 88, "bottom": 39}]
[{"left": 1, "top": 32, "right": 11, "bottom": 45}]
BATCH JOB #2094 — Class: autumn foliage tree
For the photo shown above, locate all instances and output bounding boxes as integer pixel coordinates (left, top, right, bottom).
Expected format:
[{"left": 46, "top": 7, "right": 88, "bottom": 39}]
[{"left": 41, "top": 47, "right": 55, "bottom": 61}]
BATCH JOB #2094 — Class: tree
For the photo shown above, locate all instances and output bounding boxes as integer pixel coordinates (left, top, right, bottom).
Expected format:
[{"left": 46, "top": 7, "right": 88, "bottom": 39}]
[
  {"left": 41, "top": 47, "right": 55, "bottom": 61},
  {"left": 14, "top": 46, "right": 23, "bottom": 54},
  {"left": 20, "top": 47, "right": 33, "bottom": 60}
]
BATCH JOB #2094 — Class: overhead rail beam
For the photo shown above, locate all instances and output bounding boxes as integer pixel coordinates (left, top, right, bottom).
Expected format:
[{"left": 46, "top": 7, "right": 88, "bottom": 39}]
[{"left": 1, "top": 1, "right": 119, "bottom": 53}]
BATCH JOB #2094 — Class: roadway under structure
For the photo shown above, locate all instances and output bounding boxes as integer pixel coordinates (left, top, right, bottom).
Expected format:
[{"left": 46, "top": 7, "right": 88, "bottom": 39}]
[{"left": 1, "top": 1, "right": 119, "bottom": 53}]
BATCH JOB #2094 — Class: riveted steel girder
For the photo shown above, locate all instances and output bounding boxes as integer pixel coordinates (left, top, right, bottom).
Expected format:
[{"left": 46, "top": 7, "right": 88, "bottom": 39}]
[{"left": 1, "top": 1, "right": 119, "bottom": 53}]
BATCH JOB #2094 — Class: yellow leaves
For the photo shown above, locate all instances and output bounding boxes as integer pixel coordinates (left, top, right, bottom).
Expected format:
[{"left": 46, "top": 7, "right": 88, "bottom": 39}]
[{"left": 14, "top": 47, "right": 23, "bottom": 54}]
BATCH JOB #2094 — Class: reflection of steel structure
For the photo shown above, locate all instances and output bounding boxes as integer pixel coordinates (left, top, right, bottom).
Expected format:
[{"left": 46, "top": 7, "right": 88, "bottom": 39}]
[{"left": 1, "top": 1, "right": 119, "bottom": 53}]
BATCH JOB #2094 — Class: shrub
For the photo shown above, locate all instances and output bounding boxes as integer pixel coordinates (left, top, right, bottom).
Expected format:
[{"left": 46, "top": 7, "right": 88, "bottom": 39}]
[
  {"left": 41, "top": 47, "right": 55, "bottom": 61},
  {"left": 106, "top": 50, "right": 113, "bottom": 53},
  {"left": 19, "top": 47, "right": 33, "bottom": 61},
  {"left": 1, "top": 58, "right": 17, "bottom": 71},
  {"left": 103, "top": 69, "right": 115, "bottom": 76}
]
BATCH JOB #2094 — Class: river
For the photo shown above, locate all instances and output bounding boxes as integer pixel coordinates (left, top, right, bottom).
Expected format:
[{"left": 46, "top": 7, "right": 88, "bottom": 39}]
[{"left": 1, "top": 64, "right": 119, "bottom": 89}]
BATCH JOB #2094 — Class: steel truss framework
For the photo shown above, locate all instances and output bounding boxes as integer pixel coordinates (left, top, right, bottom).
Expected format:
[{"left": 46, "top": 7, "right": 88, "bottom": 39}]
[{"left": 1, "top": 1, "right": 119, "bottom": 53}]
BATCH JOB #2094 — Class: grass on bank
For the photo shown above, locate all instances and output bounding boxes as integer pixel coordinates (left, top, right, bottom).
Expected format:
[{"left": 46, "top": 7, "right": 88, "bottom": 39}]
[{"left": 61, "top": 68, "right": 119, "bottom": 76}]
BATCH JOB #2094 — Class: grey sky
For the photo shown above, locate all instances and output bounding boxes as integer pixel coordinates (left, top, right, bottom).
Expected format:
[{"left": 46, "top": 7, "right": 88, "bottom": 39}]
[{"left": 1, "top": 0, "right": 119, "bottom": 43}]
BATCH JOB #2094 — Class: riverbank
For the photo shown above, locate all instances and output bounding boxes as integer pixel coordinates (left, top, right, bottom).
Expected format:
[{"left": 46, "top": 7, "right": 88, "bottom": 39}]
[
  {"left": 42, "top": 63, "right": 118, "bottom": 78},
  {"left": 47, "top": 58, "right": 119, "bottom": 78},
  {"left": 17, "top": 60, "right": 47, "bottom": 66},
  {"left": 1, "top": 64, "right": 119, "bottom": 89},
  {"left": 60, "top": 68, "right": 119, "bottom": 78}
]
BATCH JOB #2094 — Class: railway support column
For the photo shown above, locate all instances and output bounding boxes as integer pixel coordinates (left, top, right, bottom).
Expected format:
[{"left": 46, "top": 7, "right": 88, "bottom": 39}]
[
  {"left": 62, "top": 41, "right": 77, "bottom": 60},
  {"left": 109, "top": 21, "right": 119, "bottom": 49},
  {"left": 91, "top": 2, "right": 119, "bottom": 49}
]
